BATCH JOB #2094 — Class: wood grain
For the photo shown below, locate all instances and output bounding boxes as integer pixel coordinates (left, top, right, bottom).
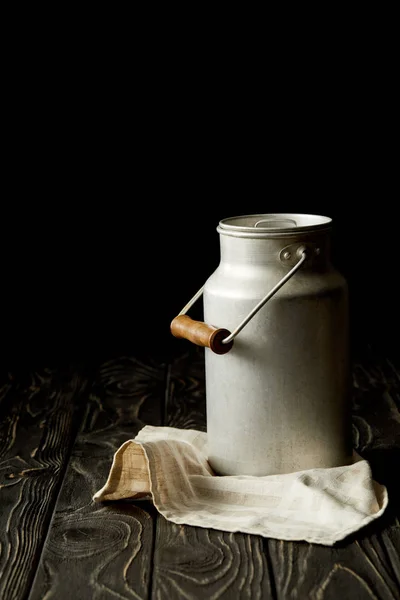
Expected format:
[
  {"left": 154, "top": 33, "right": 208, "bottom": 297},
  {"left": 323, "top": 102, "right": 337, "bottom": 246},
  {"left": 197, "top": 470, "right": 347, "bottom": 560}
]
[
  {"left": 153, "top": 345, "right": 400, "bottom": 600},
  {"left": 0, "top": 365, "right": 89, "bottom": 600},
  {"left": 164, "top": 348, "right": 207, "bottom": 432},
  {"left": 352, "top": 353, "right": 400, "bottom": 509},
  {"left": 29, "top": 355, "right": 166, "bottom": 600},
  {"left": 2, "top": 343, "right": 398, "bottom": 600},
  {"left": 266, "top": 532, "right": 400, "bottom": 600},
  {"left": 266, "top": 350, "right": 400, "bottom": 600},
  {"left": 170, "top": 315, "right": 234, "bottom": 354},
  {"left": 152, "top": 345, "right": 275, "bottom": 599},
  {"left": 153, "top": 524, "right": 274, "bottom": 600}
]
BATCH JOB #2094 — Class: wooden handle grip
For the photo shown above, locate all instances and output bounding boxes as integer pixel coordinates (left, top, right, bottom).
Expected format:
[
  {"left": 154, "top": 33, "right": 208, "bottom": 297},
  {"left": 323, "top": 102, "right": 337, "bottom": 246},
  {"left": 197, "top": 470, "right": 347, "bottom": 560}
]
[{"left": 170, "top": 315, "right": 234, "bottom": 355}]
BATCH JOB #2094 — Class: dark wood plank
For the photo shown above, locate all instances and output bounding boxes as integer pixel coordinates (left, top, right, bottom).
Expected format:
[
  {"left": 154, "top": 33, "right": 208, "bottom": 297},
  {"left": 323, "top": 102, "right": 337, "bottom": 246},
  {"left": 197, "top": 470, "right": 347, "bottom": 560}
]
[
  {"left": 153, "top": 345, "right": 400, "bottom": 600},
  {"left": 266, "top": 533, "right": 400, "bottom": 600},
  {"left": 352, "top": 352, "right": 400, "bottom": 512},
  {"left": 0, "top": 364, "right": 89, "bottom": 600},
  {"left": 152, "top": 346, "right": 276, "bottom": 600},
  {"left": 29, "top": 355, "right": 166, "bottom": 600},
  {"left": 267, "top": 351, "right": 400, "bottom": 600}
]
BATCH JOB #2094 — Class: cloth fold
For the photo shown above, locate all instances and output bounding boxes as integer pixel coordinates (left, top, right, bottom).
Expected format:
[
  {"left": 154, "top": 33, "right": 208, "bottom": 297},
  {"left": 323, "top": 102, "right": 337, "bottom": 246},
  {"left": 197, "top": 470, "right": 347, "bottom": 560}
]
[{"left": 93, "top": 426, "right": 388, "bottom": 546}]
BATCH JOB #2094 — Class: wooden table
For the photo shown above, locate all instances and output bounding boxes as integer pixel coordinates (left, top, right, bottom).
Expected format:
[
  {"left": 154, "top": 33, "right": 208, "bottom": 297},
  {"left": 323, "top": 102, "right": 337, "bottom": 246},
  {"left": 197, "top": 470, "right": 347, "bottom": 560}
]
[{"left": 1, "top": 342, "right": 399, "bottom": 599}]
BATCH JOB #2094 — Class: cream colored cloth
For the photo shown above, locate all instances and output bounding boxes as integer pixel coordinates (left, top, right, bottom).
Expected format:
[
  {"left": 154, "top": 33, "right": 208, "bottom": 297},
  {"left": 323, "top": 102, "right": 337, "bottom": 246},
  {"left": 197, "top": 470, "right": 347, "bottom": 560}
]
[{"left": 93, "top": 425, "right": 388, "bottom": 546}]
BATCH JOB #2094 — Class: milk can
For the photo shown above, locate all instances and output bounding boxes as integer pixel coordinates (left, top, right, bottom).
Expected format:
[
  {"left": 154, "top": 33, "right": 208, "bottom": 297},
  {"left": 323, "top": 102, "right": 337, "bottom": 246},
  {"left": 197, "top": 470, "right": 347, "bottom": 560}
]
[{"left": 171, "top": 213, "right": 352, "bottom": 476}]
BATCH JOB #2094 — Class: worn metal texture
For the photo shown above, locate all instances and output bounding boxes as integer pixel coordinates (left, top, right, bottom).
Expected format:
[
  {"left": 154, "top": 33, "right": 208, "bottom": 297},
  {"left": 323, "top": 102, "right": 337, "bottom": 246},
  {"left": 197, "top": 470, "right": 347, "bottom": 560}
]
[{"left": 204, "top": 213, "right": 352, "bottom": 476}]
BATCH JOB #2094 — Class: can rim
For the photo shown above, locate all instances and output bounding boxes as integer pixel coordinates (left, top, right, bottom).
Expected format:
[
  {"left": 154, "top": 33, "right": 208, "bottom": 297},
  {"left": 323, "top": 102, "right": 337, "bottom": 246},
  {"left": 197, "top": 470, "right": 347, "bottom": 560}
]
[{"left": 217, "top": 213, "right": 332, "bottom": 237}]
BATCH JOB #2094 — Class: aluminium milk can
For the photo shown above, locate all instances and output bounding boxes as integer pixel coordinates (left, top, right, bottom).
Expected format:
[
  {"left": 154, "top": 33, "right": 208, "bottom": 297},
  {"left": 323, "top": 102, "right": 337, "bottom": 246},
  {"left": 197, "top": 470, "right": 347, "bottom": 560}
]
[{"left": 171, "top": 213, "right": 352, "bottom": 476}]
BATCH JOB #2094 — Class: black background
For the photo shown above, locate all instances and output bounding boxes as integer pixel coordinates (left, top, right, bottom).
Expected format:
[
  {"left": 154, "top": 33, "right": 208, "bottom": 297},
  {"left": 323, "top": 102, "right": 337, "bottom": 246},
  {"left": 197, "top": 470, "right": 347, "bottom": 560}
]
[
  {"left": 1, "top": 31, "right": 398, "bottom": 368},
  {"left": 2, "top": 186, "right": 397, "bottom": 368}
]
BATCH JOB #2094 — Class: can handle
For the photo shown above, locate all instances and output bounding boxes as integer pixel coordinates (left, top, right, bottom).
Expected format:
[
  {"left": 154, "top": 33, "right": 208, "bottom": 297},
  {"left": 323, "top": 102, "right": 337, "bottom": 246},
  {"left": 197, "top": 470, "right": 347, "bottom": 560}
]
[
  {"left": 170, "top": 315, "right": 234, "bottom": 355},
  {"left": 170, "top": 248, "right": 308, "bottom": 354},
  {"left": 254, "top": 217, "right": 297, "bottom": 228}
]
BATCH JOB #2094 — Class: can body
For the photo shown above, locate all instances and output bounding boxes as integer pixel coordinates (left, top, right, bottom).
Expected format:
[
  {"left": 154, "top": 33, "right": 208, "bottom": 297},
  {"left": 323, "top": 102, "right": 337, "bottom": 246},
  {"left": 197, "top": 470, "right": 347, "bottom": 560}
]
[{"left": 203, "top": 214, "right": 352, "bottom": 476}]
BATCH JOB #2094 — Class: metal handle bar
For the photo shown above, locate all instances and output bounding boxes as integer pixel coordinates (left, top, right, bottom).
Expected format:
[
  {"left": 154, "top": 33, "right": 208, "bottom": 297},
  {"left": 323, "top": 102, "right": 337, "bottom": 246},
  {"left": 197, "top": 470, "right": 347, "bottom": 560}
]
[{"left": 178, "top": 249, "right": 308, "bottom": 345}]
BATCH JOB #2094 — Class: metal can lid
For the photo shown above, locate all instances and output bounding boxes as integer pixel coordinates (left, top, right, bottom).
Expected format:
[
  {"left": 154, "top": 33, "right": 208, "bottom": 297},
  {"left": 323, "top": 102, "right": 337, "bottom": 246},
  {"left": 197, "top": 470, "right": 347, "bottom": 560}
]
[{"left": 218, "top": 213, "right": 332, "bottom": 237}]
